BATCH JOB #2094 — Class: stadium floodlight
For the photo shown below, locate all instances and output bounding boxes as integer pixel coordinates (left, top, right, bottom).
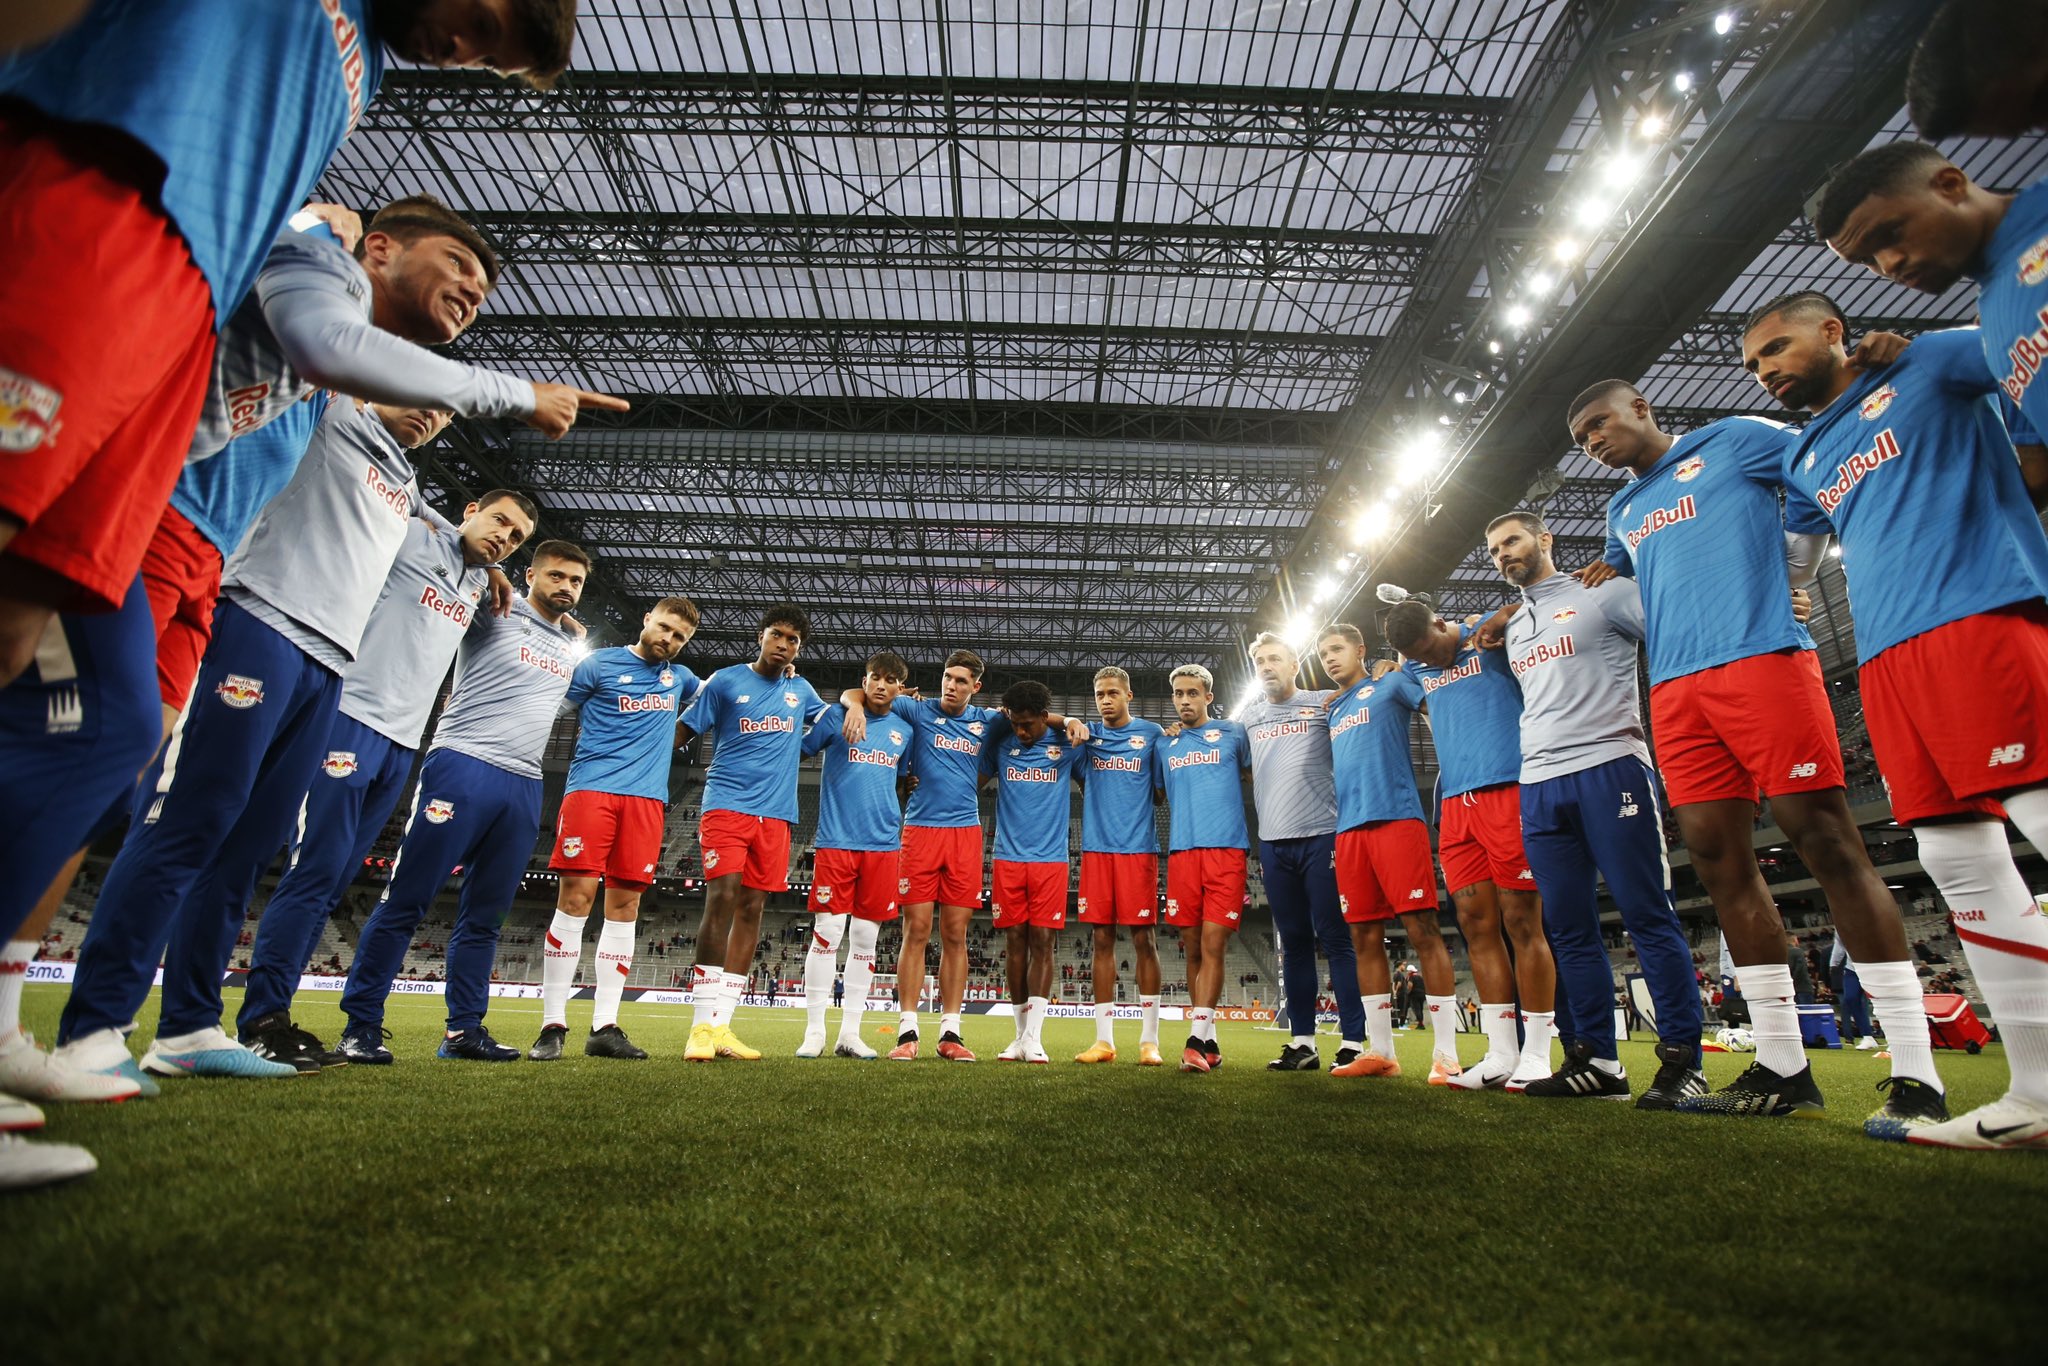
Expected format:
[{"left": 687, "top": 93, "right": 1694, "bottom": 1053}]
[
  {"left": 1352, "top": 503, "right": 1392, "bottom": 545},
  {"left": 1573, "top": 197, "right": 1608, "bottom": 228},
  {"left": 1713, "top": 10, "right": 1735, "bottom": 35},
  {"left": 1527, "top": 271, "right": 1555, "bottom": 297},
  {"left": 1552, "top": 238, "right": 1581, "bottom": 263},
  {"left": 1636, "top": 112, "right": 1666, "bottom": 139},
  {"left": 1604, "top": 153, "right": 1644, "bottom": 190},
  {"left": 1673, "top": 69, "right": 1693, "bottom": 92},
  {"left": 1284, "top": 613, "right": 1315, "bottom": 650},
  {"left": 1487, "top": 339, "right": 1503, "bottom": 355},
  {"left": 1393, "top": 432, "right": 1442, "bottom": 487},
  {"left": 1503, "top": 303, "right": 1533, "bottom": 328}
]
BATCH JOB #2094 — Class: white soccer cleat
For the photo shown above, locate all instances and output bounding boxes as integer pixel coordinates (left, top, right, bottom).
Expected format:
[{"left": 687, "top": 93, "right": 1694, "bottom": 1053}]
[
  {"left": 1906, "top": 1092, "right": 2048, "bottom": 1151},
  {"left": 1447, "top": 1054, "right": 1515, "bottom": 1091},
  {"left": 834, "top": 1036, "right": 879, "bottom": 1060},
  {"left": 0, "top": 1133, "right": 95, "bottom": 1189},
  {"left": 795, "top": 1029, "right": 828, "bottom": 1059},
  {"left": 1023, "top": 1045, "right": 1051, "bottom": 1065},
  {"left": 0, "top": 1030, "right": 142, "bottom": 1103},
  {"left": 1504, "top": 1061, "right": 1552, "bottom": 1093},
  {"left": 995, "top": 1038, "right": 1028, "bottom": 1062},
  {"left": 52, "top": 1027, "right": 159, "bottom": 1098},
  {"left": 0, "top": 1093, "right": 46, "bottom": 1132},
  {"left": 1855, "top": 1037, "right": 1880, "bottom": 1051},
  {"left": 142, "top": 1027, "right": 299, "bottom": 1079}
]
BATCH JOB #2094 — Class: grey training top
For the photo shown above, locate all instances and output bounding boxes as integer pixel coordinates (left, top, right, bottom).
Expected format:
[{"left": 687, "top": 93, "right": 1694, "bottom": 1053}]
[
  {"left": 428, "top": 597, "right": 578, "bottom": 779},
  {"left": 1505, "top": 571, "right": 1650, "bottom": 785},
  {"left": 1240, "top": 688, "right": 1339, "bottom": 841},
  {"left": 338, "top": 515, "right": 491, "bottom": 749}
]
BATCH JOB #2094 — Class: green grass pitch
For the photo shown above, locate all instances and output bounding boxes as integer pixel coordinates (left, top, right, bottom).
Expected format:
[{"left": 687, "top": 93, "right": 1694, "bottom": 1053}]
[{"left": 7, "top": 985, "right": 2043, "bottom": 1364}]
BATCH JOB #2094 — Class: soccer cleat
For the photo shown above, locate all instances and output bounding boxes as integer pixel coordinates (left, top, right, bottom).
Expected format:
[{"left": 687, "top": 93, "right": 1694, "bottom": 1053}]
[
  {"left": 336, "top": 1024, "right": 394, "bottom": 1066},
  {"left": 1180, "top": 1046, "right": 1211, "bottom": 1073},
  {"left": 1022, "top": 1045, "right": 1051, "bottom": 1064},
  {"left": 1074, "top": 1041, "right": 1117, "bottom": 1064},
  {"left": 797, "top": 1028, "right": 829, "bottom": 1059},
  {"left": 684, "top": 1025, "right": 717, "bottom": 1062},
  {"left": 1137, "top": 1042, "right": 1165, "bottom": 1067},
  {"left": 52, "top": 1028, "right": 159, "bottom": 1097},
  {"left": 1855, "top": 1037, "right": 1880, "bottom": 1051},
  {"left": 1521, "top": 1047, "right": 1631, "bottom": 1101},
  {"left": 0, "top": 1094, "right": 45, "bottom": 1132},
  {"left": 1204, "top": 1041, "right": 1223, "bottom": 1070},
  {"left": 0, "top": 1030, "right": 141, "bottom": 1103},
  {"left": 1330, "top": 1049, "right": 1400, "bottom": 1078},
  {"left": 1427, "top": 1052, "right": 1464, "bottom": 1086},
  {"left": 1504, "top": 1061, "right": 1550, "bottom": 1094},
  {"left": 1635, "top": 1043, "right": 1711, "bottom": 1111},
  {"left": 887, "top": 1039, "right": 920, "bottom": 1061},
  {"left": 711, "top": 1026, "right": 761, "bottom": 1061},
  {"left": 0, "top": 1133, "right": 95, "bottom": 1190},
  {"left": 435, "top": 1028, "right": 519, "bottom": 1062},
  {"left": 835, "top": 1036, "right": 879, "bottom": 1060},
  {"left": 1671, "top": 1060, "right": 1820, "bottom": 1117},
  {"left": 1906, "top": 1092, "right": 2048, "bottom": 1151},
  {"left": 529, "top": 1024, "right": 568, "bottom": 1061},
  {"left": 1267, "top": 1044, "right": 1320, "bottom": 1072},
  {"left": 1865, "top": 1076, "right": 1950, "bottom": 1143},
  {"left": 1448, "top": 1055, "right": 1514, "bottom": 1091},
  {"left": 585, "top": 1025, "right": 648, "bottom": 1060},
  {"left": 995, "top": 1038, "right": 1028, "bottom": 1062},
  {"left": 937, "top": 1036, "right": 977, "bottom": 1063},
  {"left": 237, "top": 1012, "right": 331, "bottom": 1074},
  {"left": 143, "top": 1028, "right": 301, "bottom": 1079}
]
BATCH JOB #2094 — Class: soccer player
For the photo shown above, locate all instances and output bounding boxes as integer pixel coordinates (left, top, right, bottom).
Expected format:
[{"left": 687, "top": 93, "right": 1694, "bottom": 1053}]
[
  {"left": 1159, "top": 664, "right": 1252, "bottom": 1072},
  {"left": 1238, "top": 632, "right": 1369, "bottom": 1072},
  {"left": 1382, "top": 602, "right": 1560, "bottom": 1091},
  {"left": 335, "top": 540, "right": 589, "bottom": 1063},
  {"left": 49, "top": 400, "right": 511, "bottom": 1081},
  {"left": 531, "top": 596, "right": 703, "bottom": 1062},
  {"left": 1907, "top": 1, "right": 2048, "bottom": 139},
  {"left": 675, "top": 605, "right": 828, "bottom": 1062},
  {"left": 235, "top": 491, "right": 536, "bottom": 1060},
  {"left": 1072, "top": 667, "right": 1167, "bottom": 1065},
  {"left": 796, "top": 652, "right": 914, "bottom": 1059},
  {"left": 982, "top": 680, "right": 1087, "bottom": 1064},
  {"left": 1742, "top": 289, "right": 2048, "bottom": 1149},
  {"left": 1483, "top": 511, "right": 1707, "bottom": 1106},
  {"left": 1563, "top": 377, "right": 1948, "bottom": 1135},
  {"left": 1315, "top": 623, "right": 1464, "bottom": 1083}
]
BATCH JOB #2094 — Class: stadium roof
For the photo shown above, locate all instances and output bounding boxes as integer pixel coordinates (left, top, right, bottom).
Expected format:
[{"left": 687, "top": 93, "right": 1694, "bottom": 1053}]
[{"left": 315, "top": 0, "right": 2043, "bottom": 705}]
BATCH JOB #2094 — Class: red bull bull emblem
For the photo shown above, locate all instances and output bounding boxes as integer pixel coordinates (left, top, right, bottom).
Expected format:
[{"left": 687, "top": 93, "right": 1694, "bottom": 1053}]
[
  {"left": 1551, "top": 608, "right": 1578, "bottom": 623},
  {"left": 215, "top": 674, "right": 265, "bottom": 709},
  {"left": 563, "top": 836, "right": 583, "bottom": 858},
  {"left": 424, "top": 798, "right": 455, "bottom": 824},
  {"left": 2020, "top": 235, "right": 2048, "bottom": 287},
  {"left": 899, "top": 878, "right": 911, "bottom": 896},
  {"left": 0, "top": 368, "right": 63, "bottom": 453},
  {"left": 322, "top": 751, "right": 358, "bottom": 778},
  {"left": 1203, "top": 729, "right": 1221, "bottom": 742},
  {"left": 1673, "top": 455, "right": 1705, "bottom": 483},
  {"left": 659, "top": 668, "right": 675, "bottom": 688},
  {"left": 783, "top": 691, "right": 800, "bottom": 707},
  {"left": 816, "top": 885, "right": 833, "bottom": 905},
  {"left": 1859, "top": 384, "right": 1898, "bottom": 421}
]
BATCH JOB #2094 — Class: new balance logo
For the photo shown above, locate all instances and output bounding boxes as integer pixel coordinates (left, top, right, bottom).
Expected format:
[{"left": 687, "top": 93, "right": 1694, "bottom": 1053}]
[
  {"left": 1989, "top": 743, "right": 2028, "bottom": 767},
  {"left": 1787, "top": 762, "right": 1818, "bottom": 779},
  {"left": 1618, "top": 791, "right": 1639, "bottom": 818}
]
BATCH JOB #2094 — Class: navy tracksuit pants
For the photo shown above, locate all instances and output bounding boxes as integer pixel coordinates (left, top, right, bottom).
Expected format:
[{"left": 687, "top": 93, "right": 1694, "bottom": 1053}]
[{"left": 1257, "top": 832, "right": 1366, "bottom": 1044}]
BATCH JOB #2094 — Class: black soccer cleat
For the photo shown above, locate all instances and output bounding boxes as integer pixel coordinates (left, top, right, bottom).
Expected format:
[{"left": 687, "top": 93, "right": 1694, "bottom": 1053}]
[
  {"left": 1674, "top": 1060, "right": 1824, "bottom": 1117},
  {"left": 238, "top": 1011, "right": 329, "bottom": 1074},
  {"left": 528, "top": 1024, "right": 567, "bottom": 1061},
  {"left": 1521, "top": 1044, "right": 1631, "bottom": 1100},
  {"left": 1865, "top": 1075, "right": 1950, "bottom": 1142},
  {"left": 436, "top": 1027, "right": 519, "bottom": 1062},
  {"left": 336, "top": 1023, "right": 394, "bottom": 1065},
  {"left": 1268, "top": 1043, "right": 1320, "bottom": 1072},
  {"left": 1635, "top": 1042, "right": 1710, "bottom": 1111},
  {"left": 585, "top": 1024, "right": 649, "bottom": 1060}
]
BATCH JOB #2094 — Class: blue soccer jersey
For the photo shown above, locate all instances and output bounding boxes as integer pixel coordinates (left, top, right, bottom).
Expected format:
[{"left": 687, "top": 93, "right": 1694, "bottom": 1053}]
[
  {"left": 899, "top": 698, "right": 1007, "bottom": 828},
  {"left": 1783, "top": 328, "right": 2048, "bottom": 662},
  {"left": 1078, "top": 717, "right": 1165, "bottom": 854},
  {"left": 1327, "top": 670, "right": 1426, "bottom": 829},
  {"left": 1160, "top": 717, "right": 1251, "bottom": 852},
  {"left": 682, "top": 664, "right": 828, "bottom": 823},
  {"left": 1975, "top": 178, "right": 2048, "bottom": 435},
  {"left": 1403, "top": 625, "right": 1524, "bottom": 798},
  {"left": 563, "top": 646, "right": 702, "bottom": 802},
  {"left": 1602, "top": 416, "right": 1817, "bottom": 683},
  {"left": 803, "top": 703, "right": 912, "bottom": 852},
  {"left": 982, "top": 731, "right": 1086, "bottom": 864}
]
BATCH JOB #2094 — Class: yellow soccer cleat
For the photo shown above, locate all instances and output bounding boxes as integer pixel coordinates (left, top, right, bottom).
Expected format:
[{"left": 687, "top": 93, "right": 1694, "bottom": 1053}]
[
  {"left": 1073, "top": 1041, "right": 1117, "bottom": 1064},
  {"left": 684, "top": 1025, "right": 716, "bottom": 1063},
  {"left": 1137, "top": 1042, "right": 1165, "bottom": 1067},
  {"left": 712, "top": 1026, "right": 762, "bottom": 1061}
]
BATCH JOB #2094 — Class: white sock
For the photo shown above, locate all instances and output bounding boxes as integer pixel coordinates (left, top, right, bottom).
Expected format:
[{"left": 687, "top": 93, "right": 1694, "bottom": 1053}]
[
  {"left": 1737, "top": 961, "right": 1803, "bottom": 1076},
  {"left": 1201, "top": 1015, "right": 1218, "bottom": 1044},
  {"left": 840, "top": 919, "right": 878, "bottom": 1042},
  {"left": 1426, "top": 994, "right": 1459, "bottom": 1059},
  {"left": 900, "top": 1010, "right": 921, "bottom": 1040},
  {"left": 1589, "top": 1054, "right": 1622, "bottom": 1076},
  {"left": 941, "top": 1011, "right": 961, "bottom": 1039},
  {"left": 1520, "top": 1011, "right": 1555, "bottom": 1071},
  {"left": 1854, "top": 960, "right": 1940, "bottom": 1089},
  {"left": 1093, "top": 1002, "right": 1115, "bottom": 1046},
  {"left": 1365, "top": 993, "right": 1394, "bottom": 1055},
  {"left": 591, "top": 919, "right": 635, "bottom": 1030},
  {"left": 0, "top": 939, "right": 32, "bottom": 1038},
  {"left": 1011, "top": 1006, "right": 1027, "bottom": 1042},
  {"left": 1291, "top": 1034, "right": 1315, "bottom": 1049},
  {"left": 1481, "top": 1001, "right": 1519, "bottom": 1069},
  {"left": 704, "top": 970, "right": 740, "bottom": 1030},
  {"left": 1139, "top": 994, "right": 1160, "bottom": 1046},
  {"left": 1190, "top": 1006, "right": 1214, "bottom": 1043},
  {"left": 1026, "top": 995, "right": 1049, "bottom": 1047},
  {"left": 540, "top": 911, "right": 588, "bottom": 1028},
  {"left": 805, "top": 915, "right": 847, "bottom": 1036},
  {"left": 1918, "top": 819, "right": 2048, "bottom": 1103}
]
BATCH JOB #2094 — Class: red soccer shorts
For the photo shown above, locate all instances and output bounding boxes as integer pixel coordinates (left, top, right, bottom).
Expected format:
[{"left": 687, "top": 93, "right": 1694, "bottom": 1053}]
[
  {"left": 551, "top": 789, "right": 666, "bottom": 891},
  {"left": 1165, "top": 848, "right": 1247, "bottom": 929},
  {"left": 1077, "top": 850, "right": 1158, "bottom": 926},
  {"left": 0, "top": 113, "right": 216, "bottom": 612},
  {"left": 1335, "top": 819, "right": 1440, "bottom": 923},
  {"left": 141, "top": 506, "right": 223, "bottom": 709},
  {"left": 809, "top": 846, "right": 902, "bottom": 922},
  {"left": 899, "top": 823, "right": 984, "bottom": 907},
  {"left": 1649, "top": 648, "right": 1845, "bottom": 807},
  {"left": 1859, "top": 602, "right": 2048, "bottom": 823},
  {"left": 1437, "top": 783, "right": 1536, "bottom": 894},
  {"left": 697, "top": 808, "right": 792, "bottom": 893},
  {"left": 989, "top": 859, "right": 1068, "bottom": 930}
]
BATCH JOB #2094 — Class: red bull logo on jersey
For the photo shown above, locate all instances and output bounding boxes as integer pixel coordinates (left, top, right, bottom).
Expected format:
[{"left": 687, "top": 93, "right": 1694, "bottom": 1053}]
[
  {"left": 738, "top": 715, "right": 795, "bottom": 735},
  {"left": 215, "top": 674, "right": 265, "bottom": 708},
  {"left": 1859, "top": 385, "right": 1898, "bottom": 421},
  {"left": 423, "top": 799, "right": 455, "bottom": 824},
  {"left": 783, "top": 692, "right": 800, "bottom": 707},
  {"left": 967, "top": 721, "right": 985, "bottom": 735},
  {"left": 563, "top": 836, "right": 584, "bottom": 859},
  {"left": 1673, "top": 456, "right": 1705, "bottom": 483},
  {"left": 1004, "top": 765, "right": 1059, "bottom": 783},
  {"left": 617, "top": 693, "right": 675, "bottom": 714},
  {"left": 0, "top": 367, "right": 62, "bottom": 453},
  {"left": 2021, "top": 235, "right": 2048, "bottom": 287},
  {"left": 1999, "top": 303, "right": 2048, "bottom": 407},
  {"left": 320, "top": 0, "right": 369, "bottom": 132},
  {"left": 1511, "top": 636, "right": 1575, "bottom": 677},
  {"left": 1622, "top": 495, "right": 1696, "bottom": 550},
  {"left": 321, "top": 751, "right": 358, "bottom": 778},
  {"left": 1167, "top": 749, "right": 1220, "bottom": 772},
  {"left": 1090, "top": 754, "right": 1143, "bottom": 773},
  {"left": 518, "top": 645, "right": 572, "bottom": 678},
  {"left": 417, "top": 584, "right": 473, "bottom": 627},
  {"left": 815, "top": 885, "right": 833, "bottom": 905},
  {"left": 226, "top": 381, "right": 273, "bottom": 438},
  {"left": 364, "top": 463, "right": 412, "bottom": 522},
  {"left": 1550, "top": 608, "right": 1578, "bottom": 624},
  {"left": 1816, "top": 427, "right": 1900, "bottom": 514},
  {"left": 931, "top": 732, "right": 979, "bottom": 756},
  {"left": 847, "top": 747, "right": 902, "bottom": 769},
  {"left": 1202, "top": 728, "right": 1221, "bottom": 742},
  {"left": 659, "top": 669, "right": 675, "bottom": 688},
  {"left": 1421, "top": 655, "right": 1482, "bottom": 693},
  {"left": 1329, "top": 708, "right": 1371, "bottom": 737},
  {"left": 1250, "top": 719, "right": 1316, "bottom": 742}
]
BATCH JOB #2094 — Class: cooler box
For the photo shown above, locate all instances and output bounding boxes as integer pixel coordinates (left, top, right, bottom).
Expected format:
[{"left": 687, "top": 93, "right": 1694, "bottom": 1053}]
[
  {"left": 1925, "top": 993, "right": 1991, "bottom": 1054},
  {"left": 1797, "top": 1003, "right": 1840, "bottom": 1049}
]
